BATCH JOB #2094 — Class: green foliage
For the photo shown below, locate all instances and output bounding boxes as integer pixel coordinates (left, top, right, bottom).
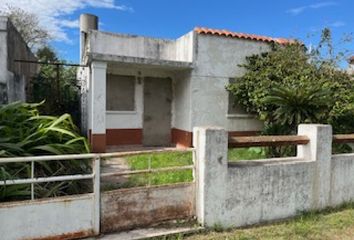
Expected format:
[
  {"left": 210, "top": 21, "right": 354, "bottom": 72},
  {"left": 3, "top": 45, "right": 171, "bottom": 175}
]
[
  {"left": 0, "top": 102, "right": 90, "bottom": 201},
  {"left": 30, "top": 46, "right": 81, "bottom": 126},
  {"left": 227, "top": 29, "right": 354, "bottom": 138}
]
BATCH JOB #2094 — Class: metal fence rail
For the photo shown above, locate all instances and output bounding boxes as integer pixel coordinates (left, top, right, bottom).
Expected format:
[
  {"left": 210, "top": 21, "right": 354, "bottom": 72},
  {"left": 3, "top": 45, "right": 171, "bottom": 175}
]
[
  {"left": 0, "top": 154, "right": 100, "bottom": 201},
  {"left": 0, "top": 149, "right": 196, "bottom": 199}
]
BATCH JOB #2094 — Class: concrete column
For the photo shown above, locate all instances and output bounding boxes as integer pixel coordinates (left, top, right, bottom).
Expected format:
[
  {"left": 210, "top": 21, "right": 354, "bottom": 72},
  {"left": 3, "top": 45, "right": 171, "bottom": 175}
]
[
  {"left": 193, "top": 126, "right": 228, "bottom": 227},
  {"left": 297, "top": 124, "right": 332, "bottom": 209},
  {"left": 90, "top": 61, "right": 107, "bottom": 152}
]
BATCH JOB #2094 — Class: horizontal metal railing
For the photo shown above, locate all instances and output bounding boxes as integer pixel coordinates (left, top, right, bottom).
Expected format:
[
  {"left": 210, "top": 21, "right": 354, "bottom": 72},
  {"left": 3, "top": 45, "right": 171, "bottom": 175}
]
[
  {"left": 0, "top": 149, "right": 196, "bottom": 199},
  {"left": 0, "top": 154, "right": 100, "bottom": 200}
]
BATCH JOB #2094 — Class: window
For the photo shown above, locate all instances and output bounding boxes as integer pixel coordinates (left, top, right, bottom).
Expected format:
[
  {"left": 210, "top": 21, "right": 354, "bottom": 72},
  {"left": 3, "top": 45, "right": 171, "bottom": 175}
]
[
  {"left": 228, "top": 78, "right": 248, "bottom": 115},
  {"left": 106, "top": 74, "right": 135, "bottom": 111}
]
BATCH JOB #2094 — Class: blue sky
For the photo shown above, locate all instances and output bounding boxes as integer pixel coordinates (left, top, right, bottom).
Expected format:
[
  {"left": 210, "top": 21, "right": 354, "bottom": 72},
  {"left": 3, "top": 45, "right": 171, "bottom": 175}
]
[{"left": 2, "top": 0, "right": 353, "bottom": 64}]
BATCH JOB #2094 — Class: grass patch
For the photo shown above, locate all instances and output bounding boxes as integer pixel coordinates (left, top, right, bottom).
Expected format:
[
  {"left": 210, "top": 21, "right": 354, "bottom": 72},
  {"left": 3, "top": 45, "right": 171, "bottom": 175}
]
[
  {"left": 122, "top": 151, "right": 194, "bottom": 188},
  {"left": 113, "top": 148, "right": 266, "bottom": 189},
  {"left": 152, "top": 202, "right": 354, "bottom": 240},
  {"left": 228, "top": 147, "right": 266, "bottom": 161}
]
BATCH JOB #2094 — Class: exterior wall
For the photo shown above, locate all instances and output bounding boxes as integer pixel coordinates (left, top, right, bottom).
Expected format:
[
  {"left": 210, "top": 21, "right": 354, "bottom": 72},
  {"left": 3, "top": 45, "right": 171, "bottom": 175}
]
[
  {"left": 191, "top": 34, "right": 270, "bottom": 133},
  {"left": 90, "top": 61, "right": 107, "bottom": 152},
  {"left": 88, "top": 30, "right": 193, "bottom": 63},
  {"left": 0, "top": 16, "right": 37, "bottom": 104},
  {"left": 101, "top": 183, "right": 195, "bottom": 232},
  {"left": 194, "top": 124, "right": 354, "bottom": 228},
  {"left": 105, "top": 66, "right": 178, "bottom": 145},
  {"left": 82, "top": 26, "right": 276, "bottom": 149},
  {"left": 0, "top": 194, "right": 97, "bottom": 240}
]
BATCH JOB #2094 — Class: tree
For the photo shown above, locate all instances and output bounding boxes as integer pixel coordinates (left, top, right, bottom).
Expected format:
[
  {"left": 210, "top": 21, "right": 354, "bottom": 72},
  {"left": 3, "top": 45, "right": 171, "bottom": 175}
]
[
  {"left": 227, "top": 28, "right": 354, "bottom": 155},
  {"left": 30, "top": 46, "right": 81, "bottom": 126},
  {"left": 2, "top": 6, "right": 50, "bottom": 49}
]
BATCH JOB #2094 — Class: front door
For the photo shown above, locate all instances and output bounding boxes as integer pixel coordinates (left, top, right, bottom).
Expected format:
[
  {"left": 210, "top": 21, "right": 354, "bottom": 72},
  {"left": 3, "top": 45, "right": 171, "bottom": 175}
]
[{"left": 143, "top": 77, "right": 172, "bottom": 146}]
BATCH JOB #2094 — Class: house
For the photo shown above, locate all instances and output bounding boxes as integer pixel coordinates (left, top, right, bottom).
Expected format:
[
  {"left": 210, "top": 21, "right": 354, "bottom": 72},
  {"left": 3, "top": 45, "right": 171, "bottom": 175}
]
[
  {"left": 78, "top": 14, "right": 293, "bottom": 152},
  {"left": 0, "top": 16, "right": 37, "bottom": 104}
]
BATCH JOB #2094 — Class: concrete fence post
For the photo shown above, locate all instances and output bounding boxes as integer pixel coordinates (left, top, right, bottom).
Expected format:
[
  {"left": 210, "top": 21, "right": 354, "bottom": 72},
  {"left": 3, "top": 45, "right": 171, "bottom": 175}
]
[
  {"left": 193, "top": 126, "right": 228, "bottom": 227},
  {"left": 297, "top": 124, "right": 332, "bottom": 209}
]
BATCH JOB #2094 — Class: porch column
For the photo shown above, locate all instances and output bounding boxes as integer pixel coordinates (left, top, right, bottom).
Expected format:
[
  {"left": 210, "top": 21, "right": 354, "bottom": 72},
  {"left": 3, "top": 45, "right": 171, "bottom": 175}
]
[{"left": 90, "top": 61, "right": 107, "bottom": 152}]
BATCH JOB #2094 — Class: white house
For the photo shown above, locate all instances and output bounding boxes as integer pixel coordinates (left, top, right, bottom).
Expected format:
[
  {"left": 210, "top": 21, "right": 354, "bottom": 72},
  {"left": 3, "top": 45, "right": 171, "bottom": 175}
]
[{"left": 78, "top": 14, "right": 293, "bottom": 152}]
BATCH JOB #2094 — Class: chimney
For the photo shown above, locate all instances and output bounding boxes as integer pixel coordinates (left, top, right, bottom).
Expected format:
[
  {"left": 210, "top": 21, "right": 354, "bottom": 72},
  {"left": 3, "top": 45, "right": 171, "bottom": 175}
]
[{"left": 80, "top": 14, "right": 98, "bottom": 62}]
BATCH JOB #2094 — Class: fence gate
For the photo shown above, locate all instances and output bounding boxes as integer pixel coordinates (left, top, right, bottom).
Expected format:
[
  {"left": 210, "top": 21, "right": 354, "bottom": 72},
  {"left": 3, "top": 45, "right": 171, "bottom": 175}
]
[{"left": 99, "top": 150, "right": 196, "bottom": 233}]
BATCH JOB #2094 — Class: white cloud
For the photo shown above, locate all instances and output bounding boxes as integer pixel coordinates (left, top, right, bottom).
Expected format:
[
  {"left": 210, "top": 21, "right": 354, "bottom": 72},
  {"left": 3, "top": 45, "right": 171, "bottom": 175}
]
[
  {"left": 329, "top": 21, "right": 346, "bottom": 28},
  {"left": 0, "top": 0, "right": 131, "bottom": 42},
  {"left": 287, "top": 1, "right": 337, "bottom": 15}
]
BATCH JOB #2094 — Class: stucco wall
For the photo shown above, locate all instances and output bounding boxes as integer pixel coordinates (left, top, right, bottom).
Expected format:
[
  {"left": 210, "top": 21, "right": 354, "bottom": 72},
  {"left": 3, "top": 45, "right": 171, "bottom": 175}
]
[
  {"left": 194, "top": 124, "right": 354, "bottom": 228},
  {"left": 88, "top": 30, "right": 193, "bottom": 63},
  {"left": 191, "top": 34, "right": 270, "bottom": 132}
]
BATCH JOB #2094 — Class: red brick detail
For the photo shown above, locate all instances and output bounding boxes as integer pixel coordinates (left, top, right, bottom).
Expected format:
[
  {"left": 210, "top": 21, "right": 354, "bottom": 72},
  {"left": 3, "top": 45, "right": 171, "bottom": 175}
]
[
  {"left": 228, "top": 131, "right": 260, "bottom": 137},
  {"left": 106, "top": 129, "right": 143, "bottom": 145},
  {"left": 171, "top": 128, "right": 193, "bottom": 148},
  {"left": 91, "top": 133, "right": 106, "bottom": 153}
]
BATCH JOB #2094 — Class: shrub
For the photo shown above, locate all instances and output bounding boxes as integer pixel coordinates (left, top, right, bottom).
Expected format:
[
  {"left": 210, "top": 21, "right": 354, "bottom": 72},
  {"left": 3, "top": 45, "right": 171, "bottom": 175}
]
[{"left": 0, "top": 102, "right": 90, "bottom": 201}]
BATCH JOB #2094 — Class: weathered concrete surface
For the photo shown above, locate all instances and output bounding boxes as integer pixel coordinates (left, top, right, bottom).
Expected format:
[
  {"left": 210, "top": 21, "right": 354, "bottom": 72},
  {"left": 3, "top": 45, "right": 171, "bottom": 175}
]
[
  {"left": 194, "top": 124, "right": 354, "bottom": 228},
  {"left": 330, "top": 154, "right": 354, "bottom": 206},
  {"left": 0, "top": 194, "right": 96, "bottom": 240},
  {"left": 101, "top": 183, "right": 195, "bottom": 233},
  {"left": 190, "top": 34, "right": 268, "bottom": 132},
  {"left": 87, "top": 30, "right": 194, "bottom": 63},
  {"left": 0, "top": 16, "right": 37, "bottom": 104}
]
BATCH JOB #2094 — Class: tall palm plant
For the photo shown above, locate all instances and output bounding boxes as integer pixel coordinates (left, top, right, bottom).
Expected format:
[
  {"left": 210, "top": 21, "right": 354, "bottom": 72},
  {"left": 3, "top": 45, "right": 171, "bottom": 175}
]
[{"left": 263, "top": 85, "right": 331, "bottom": 131}]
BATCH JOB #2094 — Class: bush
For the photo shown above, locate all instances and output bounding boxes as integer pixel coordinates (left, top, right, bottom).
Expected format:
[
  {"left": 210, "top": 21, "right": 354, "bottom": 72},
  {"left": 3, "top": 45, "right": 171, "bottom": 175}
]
[
  {"left": 227, "top": 31, "right": 354, "bottom": 133},
  {"left": 0, "top": 102, "right": 90, "bottom": 201}
]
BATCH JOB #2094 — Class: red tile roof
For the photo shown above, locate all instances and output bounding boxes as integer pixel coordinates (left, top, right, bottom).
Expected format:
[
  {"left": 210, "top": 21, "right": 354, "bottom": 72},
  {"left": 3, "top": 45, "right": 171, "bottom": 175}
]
[{"left": 194, "top": 27, "right": 294, "bottom": 45}]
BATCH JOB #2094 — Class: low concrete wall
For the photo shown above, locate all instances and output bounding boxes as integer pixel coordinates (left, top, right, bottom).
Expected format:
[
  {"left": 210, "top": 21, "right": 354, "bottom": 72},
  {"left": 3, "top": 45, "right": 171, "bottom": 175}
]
[
  {"left": 101, "top": 183, "right": 195, "bottom": 233},
  {"left": 194, "top": 124, "right": 354, "bottom": 228},
  {"left": 0, "top": 194, "right": 97, "bottom": 240}
]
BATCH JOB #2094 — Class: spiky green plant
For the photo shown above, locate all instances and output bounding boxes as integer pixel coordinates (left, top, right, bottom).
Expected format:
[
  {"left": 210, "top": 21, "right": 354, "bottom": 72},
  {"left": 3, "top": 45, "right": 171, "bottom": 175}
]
[{"left": 0, "top": 102, "right": 91, "bottom": 201}]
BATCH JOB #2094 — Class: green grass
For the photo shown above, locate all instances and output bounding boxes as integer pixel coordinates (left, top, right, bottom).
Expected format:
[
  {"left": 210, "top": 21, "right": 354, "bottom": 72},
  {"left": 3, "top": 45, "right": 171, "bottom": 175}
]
[
  {"left": 119, "top": 148, "right": 266, "bottom": 188},
  {"left": 228, "top": 147, "right": 266, "bottom": 161},
  {"left": 152, "top": 203, "right": 354, "bottom": 240},
  {"left": 121, "top": 151, "right": 194, "bottom": 188}
]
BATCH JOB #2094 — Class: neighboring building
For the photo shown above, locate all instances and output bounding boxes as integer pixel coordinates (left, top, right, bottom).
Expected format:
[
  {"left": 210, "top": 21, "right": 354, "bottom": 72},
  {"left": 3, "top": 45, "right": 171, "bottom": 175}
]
[
  {"left": 78, "top": 14, "right": 293, "bottom": 152},
  {"left": 0, "top": 16, "right": 37, "bottom": 104}
]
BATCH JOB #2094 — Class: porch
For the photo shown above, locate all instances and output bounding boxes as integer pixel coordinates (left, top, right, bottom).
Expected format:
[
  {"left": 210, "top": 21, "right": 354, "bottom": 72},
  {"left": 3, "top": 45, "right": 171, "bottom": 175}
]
[{"left": 87, "top": 54, "right": 193, "bottom": 152}]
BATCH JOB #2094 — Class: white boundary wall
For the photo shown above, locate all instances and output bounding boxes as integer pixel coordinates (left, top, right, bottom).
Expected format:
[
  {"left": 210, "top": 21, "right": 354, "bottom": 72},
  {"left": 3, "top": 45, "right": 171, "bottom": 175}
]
[
  {"left": 0, "top": 194, "right": 96, "bottom": 240},
  {"left": 0, "top": 154, "right": 100, "bottom": 240},
  {"left": 194, "top": 124, "right": 354, "bottom": 227}
]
